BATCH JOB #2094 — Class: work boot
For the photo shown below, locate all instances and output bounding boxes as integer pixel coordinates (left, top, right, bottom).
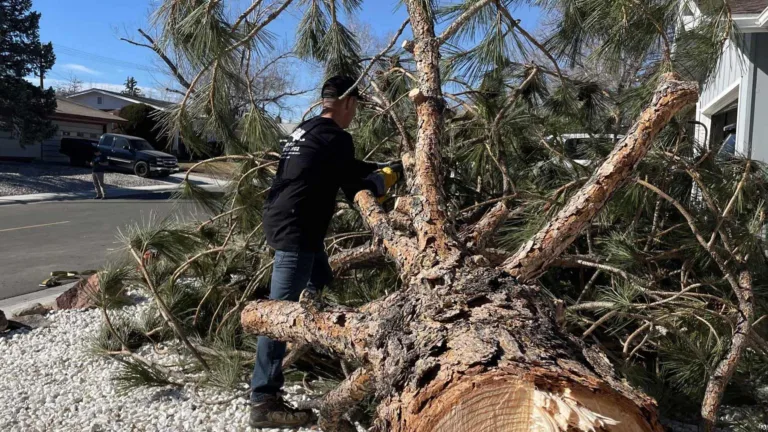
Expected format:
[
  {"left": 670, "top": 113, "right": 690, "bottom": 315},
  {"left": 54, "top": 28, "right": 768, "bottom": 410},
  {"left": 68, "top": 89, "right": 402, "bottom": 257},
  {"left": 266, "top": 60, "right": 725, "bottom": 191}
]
[{"left": 249, "top": 395, "right": 312, "bottom": 429}]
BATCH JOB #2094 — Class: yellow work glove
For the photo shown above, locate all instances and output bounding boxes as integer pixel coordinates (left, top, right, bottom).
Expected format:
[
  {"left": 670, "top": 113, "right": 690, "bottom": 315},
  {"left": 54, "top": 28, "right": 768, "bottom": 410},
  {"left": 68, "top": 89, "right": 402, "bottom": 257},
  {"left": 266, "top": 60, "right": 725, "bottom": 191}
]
[
  {"left": 369, "top": 166, "right": 402, "bottom": 204},
  {"left": 380, "top": 166, "right": 400, "bottom": 190}
]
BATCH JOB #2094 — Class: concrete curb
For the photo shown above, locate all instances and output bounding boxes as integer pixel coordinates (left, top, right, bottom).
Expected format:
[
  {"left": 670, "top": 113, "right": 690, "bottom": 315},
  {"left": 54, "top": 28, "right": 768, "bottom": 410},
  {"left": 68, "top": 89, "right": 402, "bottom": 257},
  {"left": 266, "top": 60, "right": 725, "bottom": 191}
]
[
  {"left": 0, "top": 173, "right": 228, "bottom": 206},
  {"left": 0, "top": 282, "right": 78, "bottom": 315}
]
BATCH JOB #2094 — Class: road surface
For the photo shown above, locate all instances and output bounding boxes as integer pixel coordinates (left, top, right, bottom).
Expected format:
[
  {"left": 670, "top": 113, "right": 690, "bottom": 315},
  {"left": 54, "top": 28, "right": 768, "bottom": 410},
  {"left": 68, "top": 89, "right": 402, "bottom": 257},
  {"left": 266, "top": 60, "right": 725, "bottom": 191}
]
[{"left": 0, "top": 194, "right": 207, "bottom": 300}]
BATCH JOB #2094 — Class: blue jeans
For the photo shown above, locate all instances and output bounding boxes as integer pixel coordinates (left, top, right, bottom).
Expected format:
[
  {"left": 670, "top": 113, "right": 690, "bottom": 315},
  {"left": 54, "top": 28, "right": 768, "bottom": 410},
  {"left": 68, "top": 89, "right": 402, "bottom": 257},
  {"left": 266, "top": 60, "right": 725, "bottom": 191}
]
[{"left": 250, "top": 250, "right": 333, "bottom": 401}]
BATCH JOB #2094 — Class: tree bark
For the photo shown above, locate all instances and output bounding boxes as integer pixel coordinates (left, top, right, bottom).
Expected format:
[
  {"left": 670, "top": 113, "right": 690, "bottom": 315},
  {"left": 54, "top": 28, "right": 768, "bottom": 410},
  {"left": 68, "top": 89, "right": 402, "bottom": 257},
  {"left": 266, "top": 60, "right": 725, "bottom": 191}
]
[
  {"left": 240, "top": 12, "right": 700, "bottom": 432},
  {"left": 243, "top": 268, "right": 664, "bottom": 431},
  {"left": 503, "top": 74, "right": 698, "bottom": 283},
  {"left": 402, "top": 0, "right": 461, "bottom": 258},
  {"left": 700, "top": 271, "right": 754, "bottom": 431}
]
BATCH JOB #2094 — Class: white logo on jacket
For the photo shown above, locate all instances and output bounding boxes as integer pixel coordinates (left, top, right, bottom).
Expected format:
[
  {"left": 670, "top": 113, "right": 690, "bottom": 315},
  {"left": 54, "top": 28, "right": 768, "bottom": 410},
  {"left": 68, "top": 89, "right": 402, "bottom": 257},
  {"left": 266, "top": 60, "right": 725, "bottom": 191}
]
[{"left": 281, "top": 127, "right": 307, "bottom": 159}]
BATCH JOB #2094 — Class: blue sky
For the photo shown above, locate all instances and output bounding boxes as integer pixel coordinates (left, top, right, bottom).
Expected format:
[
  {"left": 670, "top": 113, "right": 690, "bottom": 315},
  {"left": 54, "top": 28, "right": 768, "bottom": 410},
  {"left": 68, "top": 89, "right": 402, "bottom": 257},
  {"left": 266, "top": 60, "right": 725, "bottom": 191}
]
[{"left": 32, "top": 0, "right": 541, "bottom": 113}]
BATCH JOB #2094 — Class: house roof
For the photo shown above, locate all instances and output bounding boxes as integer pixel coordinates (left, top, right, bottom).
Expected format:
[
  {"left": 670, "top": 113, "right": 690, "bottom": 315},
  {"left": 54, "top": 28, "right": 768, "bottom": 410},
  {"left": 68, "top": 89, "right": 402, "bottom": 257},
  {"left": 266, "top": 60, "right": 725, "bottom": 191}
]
[
  {"left": 54, "top": 98, "right": 127, "bottom": 123},
  {"left": 730, "top": 0, "right": 768, "bottom": 14},
  {"left": 66, "top": 88, "right": 176, "bottom": 111}
]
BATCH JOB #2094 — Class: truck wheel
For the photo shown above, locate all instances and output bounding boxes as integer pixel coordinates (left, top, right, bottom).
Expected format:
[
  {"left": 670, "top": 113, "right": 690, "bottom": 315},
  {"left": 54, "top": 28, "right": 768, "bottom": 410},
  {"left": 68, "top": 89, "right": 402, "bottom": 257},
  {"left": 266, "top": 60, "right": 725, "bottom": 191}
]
[{"left": 134, "top": 161, "right": 149, "bottom": 178}]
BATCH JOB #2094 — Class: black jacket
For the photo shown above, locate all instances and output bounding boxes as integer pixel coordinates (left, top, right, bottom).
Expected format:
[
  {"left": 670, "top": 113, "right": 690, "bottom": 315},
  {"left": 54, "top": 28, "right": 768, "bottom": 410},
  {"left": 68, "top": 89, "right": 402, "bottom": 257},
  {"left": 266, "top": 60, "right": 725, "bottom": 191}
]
[
  {"left": 92, "top": 154, "right": 108, "bottom": 172},
  {"left": 263, "top": 117, "right": 379, "bottom": 252}
]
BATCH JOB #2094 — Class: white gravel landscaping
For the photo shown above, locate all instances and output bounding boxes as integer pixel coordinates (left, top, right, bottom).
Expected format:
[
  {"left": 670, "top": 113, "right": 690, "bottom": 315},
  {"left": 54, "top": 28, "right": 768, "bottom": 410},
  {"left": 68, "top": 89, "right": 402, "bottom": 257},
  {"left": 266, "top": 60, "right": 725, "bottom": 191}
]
[
  {"left": 0, "top": 303, "right": 318, "bottom": 432},
  {"left": 0, "top": 163, "right": 178, "bottom": 197}
]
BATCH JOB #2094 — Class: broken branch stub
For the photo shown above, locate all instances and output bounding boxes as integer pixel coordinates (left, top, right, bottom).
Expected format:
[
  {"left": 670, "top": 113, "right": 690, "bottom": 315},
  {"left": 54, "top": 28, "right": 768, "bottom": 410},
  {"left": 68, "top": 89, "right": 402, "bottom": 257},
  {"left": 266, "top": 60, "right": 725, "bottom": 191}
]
[{"left": 502, "top": 74, "right": 699, "bottom": 282}]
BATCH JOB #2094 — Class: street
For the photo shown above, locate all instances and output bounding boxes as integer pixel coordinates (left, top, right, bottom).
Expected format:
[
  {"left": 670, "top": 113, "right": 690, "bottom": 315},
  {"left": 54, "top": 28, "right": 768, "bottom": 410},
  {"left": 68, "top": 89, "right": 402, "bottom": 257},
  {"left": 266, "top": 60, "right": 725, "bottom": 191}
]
[{"left": 0, "top": 194, "right": 206, "bottom": 300}]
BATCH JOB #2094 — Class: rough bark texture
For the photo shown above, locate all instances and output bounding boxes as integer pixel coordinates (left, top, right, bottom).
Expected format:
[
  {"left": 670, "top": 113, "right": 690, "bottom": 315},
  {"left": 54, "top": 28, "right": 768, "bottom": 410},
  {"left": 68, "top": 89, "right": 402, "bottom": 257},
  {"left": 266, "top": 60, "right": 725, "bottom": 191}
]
[
  {"left": 355, "top": 191, "right": 424, "bottom": 275},
  {"left": 503, "top": 74, "right": 699, "bottom": 282},
  {"left": 700, "top": 271, "right": 754, "bottom": 431},
  {"left": 402, "top": 0, "right": 461, "bottom": 258},
  {"left": 242, "top": 268, "right": 663, "bottom": 432},
  {"left": 462, "top": 201, "right": 509, "bottom": 250},
  {"left": 329, "top": 244, "right": 386, "bottom": 274},
  {"left": 318, "top": 367, "right": 372, "bottom": 431},
  {"left": 240, "top": 7, "right": 702, "bottom": 430}
]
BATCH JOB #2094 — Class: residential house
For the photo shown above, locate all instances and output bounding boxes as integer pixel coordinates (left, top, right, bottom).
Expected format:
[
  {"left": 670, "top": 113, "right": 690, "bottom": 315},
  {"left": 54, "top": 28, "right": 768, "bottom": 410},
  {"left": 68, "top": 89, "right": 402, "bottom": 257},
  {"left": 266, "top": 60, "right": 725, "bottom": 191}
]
[
  {"left": 0, "top": 97, "right": 126, "bottom": 161},
  {"left": 66, "top": 88, "right": 181, "bottom": 154},
  {"left": 685, "top": 0, "right": 768, "bottom": 160}
]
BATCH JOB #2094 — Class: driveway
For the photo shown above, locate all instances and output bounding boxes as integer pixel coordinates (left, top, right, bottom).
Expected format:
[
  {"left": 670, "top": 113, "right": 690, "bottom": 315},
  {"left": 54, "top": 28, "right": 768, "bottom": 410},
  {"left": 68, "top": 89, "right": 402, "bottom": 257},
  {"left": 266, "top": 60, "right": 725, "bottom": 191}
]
[
  {"left": 0, "top": 195, "right": 207, "bottom": 300},
  {"left": 0, "top": 162, "right": 191, "bottom": 197}
]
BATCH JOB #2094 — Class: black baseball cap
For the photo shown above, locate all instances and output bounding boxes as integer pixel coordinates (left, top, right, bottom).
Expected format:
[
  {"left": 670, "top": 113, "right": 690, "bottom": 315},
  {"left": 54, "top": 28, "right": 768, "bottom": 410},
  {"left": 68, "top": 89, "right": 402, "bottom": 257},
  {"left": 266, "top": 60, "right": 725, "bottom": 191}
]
[{"left": 321, "top": 75, "right": 360, "bottom": 99}]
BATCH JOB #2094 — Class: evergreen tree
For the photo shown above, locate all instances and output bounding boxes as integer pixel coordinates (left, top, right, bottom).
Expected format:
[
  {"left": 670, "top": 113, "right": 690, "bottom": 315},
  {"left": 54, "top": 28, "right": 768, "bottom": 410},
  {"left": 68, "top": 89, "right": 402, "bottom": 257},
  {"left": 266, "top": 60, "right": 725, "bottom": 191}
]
[
  {"left": 93, "top": 1, "right": 767, "bottom": 430},
  {"left": 0, "top": 0, "right": 57, "bottom": 145},
  {"left": 121, "top": 76, "right": 142, "bottom": 97},
  {"left": 116, "top": 103, "right": 162, "bottom": 149}
]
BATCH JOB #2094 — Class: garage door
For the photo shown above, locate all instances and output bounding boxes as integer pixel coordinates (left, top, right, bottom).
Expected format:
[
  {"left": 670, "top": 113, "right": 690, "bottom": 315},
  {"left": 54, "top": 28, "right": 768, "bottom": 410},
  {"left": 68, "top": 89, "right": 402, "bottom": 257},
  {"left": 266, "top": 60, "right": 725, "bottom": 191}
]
[{"left": 42, "top": 120, "right": 104, "bottom": 162}]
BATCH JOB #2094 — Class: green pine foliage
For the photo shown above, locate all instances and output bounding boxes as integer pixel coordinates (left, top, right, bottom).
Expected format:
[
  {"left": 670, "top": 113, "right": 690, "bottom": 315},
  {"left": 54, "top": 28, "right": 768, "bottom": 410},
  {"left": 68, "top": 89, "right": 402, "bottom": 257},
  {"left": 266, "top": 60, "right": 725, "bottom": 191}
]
[
  {"left": 0, "top": 0, "right": 57, "bottom": 145},
  {"left": 94, "top": 0, "right": 767, "bottom": 425}
]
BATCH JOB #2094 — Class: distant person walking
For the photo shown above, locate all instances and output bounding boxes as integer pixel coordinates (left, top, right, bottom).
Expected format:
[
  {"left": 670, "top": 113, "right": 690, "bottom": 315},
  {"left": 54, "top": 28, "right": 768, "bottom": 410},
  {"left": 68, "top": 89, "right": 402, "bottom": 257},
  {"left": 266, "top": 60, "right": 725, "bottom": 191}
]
[{"left": 91, "top": 149, "right": 108, "bottom": 199}]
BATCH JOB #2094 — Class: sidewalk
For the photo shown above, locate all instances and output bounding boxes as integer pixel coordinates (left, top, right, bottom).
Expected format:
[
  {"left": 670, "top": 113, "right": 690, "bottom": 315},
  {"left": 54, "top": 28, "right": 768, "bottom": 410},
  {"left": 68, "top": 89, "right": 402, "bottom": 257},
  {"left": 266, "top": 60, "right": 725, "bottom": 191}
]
[
  {"left": 0, "top": 173, "right": 227, "bottom": 206},
  {"left": 0, "top": 282, "right": 77, "bottom": 315}
]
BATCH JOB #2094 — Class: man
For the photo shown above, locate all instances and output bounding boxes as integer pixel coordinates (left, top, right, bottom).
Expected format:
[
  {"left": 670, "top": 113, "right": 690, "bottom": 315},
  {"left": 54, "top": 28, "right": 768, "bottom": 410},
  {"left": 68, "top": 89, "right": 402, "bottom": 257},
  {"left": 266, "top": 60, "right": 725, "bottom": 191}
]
[
  {"left": 91, "top": 148, "right": 108, "bottom": 199},
  {"left": 250, "top": 76, "right": 401, "bottom": 428}
]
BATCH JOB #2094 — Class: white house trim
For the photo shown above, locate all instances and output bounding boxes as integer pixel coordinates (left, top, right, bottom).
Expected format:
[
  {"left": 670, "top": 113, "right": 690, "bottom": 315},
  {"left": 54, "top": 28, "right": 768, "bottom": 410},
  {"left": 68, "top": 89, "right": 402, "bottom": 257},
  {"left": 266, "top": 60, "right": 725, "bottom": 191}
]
[
  {"left": 700, "top": 81, "right": 740, "bottom": 115},
  {"left": 732, "top": 7, "right": 768, "bottom": 33},
  {"left": 758, "top": 7, "right": 768, "bottom": 27},
  {"left": 66, "top": 89, "right": 169, "bottom": 111}
]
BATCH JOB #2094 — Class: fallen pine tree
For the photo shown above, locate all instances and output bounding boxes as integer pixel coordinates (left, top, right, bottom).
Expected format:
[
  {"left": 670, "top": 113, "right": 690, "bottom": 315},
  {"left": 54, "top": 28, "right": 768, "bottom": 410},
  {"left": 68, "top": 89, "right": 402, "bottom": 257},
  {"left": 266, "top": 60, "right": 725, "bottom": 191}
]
[{"left": 96, "top": 1, "right": 768, "bottom": 431}]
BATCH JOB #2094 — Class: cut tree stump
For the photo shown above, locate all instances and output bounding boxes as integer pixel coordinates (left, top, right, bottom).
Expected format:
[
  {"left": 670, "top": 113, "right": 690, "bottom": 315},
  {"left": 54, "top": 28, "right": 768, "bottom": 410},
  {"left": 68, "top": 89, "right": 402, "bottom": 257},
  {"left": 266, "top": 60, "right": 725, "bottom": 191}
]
[{"left": 243, "top": 268, "right": 663, "bottom": 432}]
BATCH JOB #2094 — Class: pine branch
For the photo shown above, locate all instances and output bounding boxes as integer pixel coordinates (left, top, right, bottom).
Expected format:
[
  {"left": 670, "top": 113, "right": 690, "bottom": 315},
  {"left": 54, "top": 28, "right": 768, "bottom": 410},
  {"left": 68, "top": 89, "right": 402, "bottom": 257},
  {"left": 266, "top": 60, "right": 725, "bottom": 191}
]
[
  {"left": 318, "top": 368, "right": 373, "bottom": 432},
  {"left": 129, "top": 247, "right": 211, "bottom": 371},
  {"left": 354, "top": 190, "right": 421, "bottom": 274},
  {"left": 502, "top": 74, "right": 699, "bottom": 283},
  {"left": 437, "top": 0, "right": 496, "bottom": 45},
  {"left": 403, "top": 0, "right": 462, "bottom": 258},
  {"left": 240, "top": 300, "right": 367, "bottom": 359},
  {"left": 341, "top": 17, "right": 410, "bottom": 99},
  {"left": 329, "top": 244, "right": 386, "bottom": 275}
]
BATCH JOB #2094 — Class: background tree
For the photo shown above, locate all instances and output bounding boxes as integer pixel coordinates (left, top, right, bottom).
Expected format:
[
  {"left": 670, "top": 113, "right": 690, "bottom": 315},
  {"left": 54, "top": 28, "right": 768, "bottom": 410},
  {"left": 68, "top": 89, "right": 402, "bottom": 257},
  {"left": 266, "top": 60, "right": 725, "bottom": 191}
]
[
  {"left": 54, "top": 74, "right": 83, "bottom": 97},
  {"left": 0, "top": 0, "right": 57, "bottom": 145},
  {"left": 121, "top": 76, "right": 143, "bottom": 97},
  {"left": 115, "top": 103, "right": 164, "bottom": 149},
  {"left": 94, "top": 1, "right": 767, "bottom": 431}
]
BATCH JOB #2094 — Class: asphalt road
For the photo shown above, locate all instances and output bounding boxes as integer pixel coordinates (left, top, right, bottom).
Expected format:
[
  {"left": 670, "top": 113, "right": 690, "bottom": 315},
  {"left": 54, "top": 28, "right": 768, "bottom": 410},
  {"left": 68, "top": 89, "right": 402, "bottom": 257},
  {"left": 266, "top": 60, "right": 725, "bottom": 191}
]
[{"left": 0, "top": 194, "right": 207, "bottom": 300}]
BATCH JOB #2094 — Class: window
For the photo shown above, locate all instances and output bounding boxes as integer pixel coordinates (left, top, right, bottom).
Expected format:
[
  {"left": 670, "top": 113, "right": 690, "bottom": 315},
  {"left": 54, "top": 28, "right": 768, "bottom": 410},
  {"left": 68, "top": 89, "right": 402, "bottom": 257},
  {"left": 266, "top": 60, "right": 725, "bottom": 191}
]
[
  {"left": 76, "top": 132, "right": 85, "bottom": 137},
  {"left": 115, "top": 137, "right": 130, "bottom": 149},
  {"left": 62, "top": 131, "right": 71, "bottom": 136},
  {"left": 90, "top": 133, "right": 99, "bottom": 138},
  {"left": 129, "top": 139, "right": 154, "bottom": 151},
  {"left": 97, "top": 96, "right": 103, "bottom": 105},
  {"left": 720, "top": 131, "right": 736, "bottom": 156},
  {"left": 101, "top": 135, "right": 114, "bottom": 148}
]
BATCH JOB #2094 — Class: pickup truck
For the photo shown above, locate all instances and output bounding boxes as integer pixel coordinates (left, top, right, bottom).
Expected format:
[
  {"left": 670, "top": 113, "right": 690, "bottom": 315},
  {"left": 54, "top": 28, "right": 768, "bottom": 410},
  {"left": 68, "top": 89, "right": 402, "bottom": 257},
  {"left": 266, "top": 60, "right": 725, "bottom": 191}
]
[
  {"left": 60, "top": 133, "right": 179, "bottom": 177},
  {"left": 60, "top": 137, "right": 99, "bottom": 167}
]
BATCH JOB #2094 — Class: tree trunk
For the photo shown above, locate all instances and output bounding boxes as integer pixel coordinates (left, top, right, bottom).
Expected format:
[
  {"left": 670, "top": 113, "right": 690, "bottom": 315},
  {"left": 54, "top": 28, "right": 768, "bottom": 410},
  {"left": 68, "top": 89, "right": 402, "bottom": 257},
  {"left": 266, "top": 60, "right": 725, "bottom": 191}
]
[
  {"left": 243, "top": 267, "right": 663, "bottom": 431},
  {"left": 241, "top": 3, "right": 699, "bottom": 426}
]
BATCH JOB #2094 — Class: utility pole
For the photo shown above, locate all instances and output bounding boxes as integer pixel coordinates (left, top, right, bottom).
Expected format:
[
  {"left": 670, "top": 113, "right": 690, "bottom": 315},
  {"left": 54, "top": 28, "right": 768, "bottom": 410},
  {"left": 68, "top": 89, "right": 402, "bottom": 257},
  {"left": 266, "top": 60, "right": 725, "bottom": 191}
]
[{"left": 38, "top": 44, "right": 44, "bottom": 88}]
